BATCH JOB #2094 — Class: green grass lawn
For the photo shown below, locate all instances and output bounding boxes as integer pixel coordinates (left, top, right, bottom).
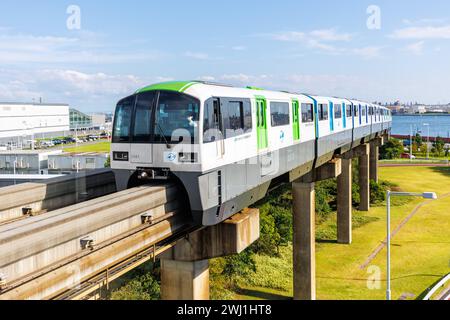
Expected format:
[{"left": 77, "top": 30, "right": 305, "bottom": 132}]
[
  {"left": 63, "top": 141, "right": 111, "bottom": 153},
  {"left": 233, "top": 166, "right": 450, "bottom": 300}
]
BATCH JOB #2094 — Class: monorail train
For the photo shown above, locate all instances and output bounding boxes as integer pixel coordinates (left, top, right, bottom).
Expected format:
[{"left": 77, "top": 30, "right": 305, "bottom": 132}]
[{"left": 111, "top": 81, "right": 392, "bottom": 226}]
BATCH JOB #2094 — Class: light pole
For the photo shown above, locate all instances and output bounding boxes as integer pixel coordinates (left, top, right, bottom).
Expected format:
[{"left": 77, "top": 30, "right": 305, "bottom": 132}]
[
  {"left": 386, "top": 191, "right": 438, "bottom": 300},
  {"left": 423, "top": 123, "right": 430, "bottom": 159},
  {"left": 410, "top": 124, "right": 413, "bottom": 161}
]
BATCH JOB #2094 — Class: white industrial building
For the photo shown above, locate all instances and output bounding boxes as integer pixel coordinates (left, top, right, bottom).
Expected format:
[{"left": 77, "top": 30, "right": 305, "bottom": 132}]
[{"left": 0, "top": 102, "right": 70, "bottom": 147}]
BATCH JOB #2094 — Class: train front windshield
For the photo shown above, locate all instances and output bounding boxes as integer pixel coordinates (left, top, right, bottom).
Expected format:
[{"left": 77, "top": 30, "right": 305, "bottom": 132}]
[{"left": 113, "top": 91, "right": 200, "bottom": 144}]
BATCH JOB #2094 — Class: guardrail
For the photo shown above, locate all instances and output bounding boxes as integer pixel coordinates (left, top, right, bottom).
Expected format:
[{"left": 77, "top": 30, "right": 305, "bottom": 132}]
[{"left": 423, "top": 273, "right": 450, "bottom": 300}]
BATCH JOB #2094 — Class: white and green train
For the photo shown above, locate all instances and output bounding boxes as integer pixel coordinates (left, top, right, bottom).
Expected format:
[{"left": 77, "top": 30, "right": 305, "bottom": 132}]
[{"left": 111, "top": 81, "right": 392, "bottom": 226}]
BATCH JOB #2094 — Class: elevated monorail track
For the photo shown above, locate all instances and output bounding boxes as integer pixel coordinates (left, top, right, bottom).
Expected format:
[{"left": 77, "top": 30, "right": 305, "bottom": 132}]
[
  {"left": 0, "top": 182, "right": 193, "bottom": 300},
  {"left": 0, "top": 169, "right": 116, "bottom": 225}
]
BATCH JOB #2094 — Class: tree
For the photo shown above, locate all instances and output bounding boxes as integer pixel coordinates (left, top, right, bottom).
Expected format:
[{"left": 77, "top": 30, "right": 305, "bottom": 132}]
[
  {"left": 222, "top": 250, "right": 256, "bottom": 287},
  {"left": 414, "top": 133, "right": 423, "bottom": 148},
  {"left": 433, "top": 137, "right": 445, "bottom": 157},
  {"left": 110, "top": 273, "right": 160, "bottom": 300},
  {"left": 104, "top": 155, "right": 111, "bottom": 168},
  {"left": 380, "top": 139, "right": 404, "bottom": 159}
]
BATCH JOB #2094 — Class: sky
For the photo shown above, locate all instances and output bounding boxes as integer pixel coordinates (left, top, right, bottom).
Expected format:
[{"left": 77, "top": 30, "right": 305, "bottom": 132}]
[{"left": 1, "top": 0, "right": 450, "bottom": 112}]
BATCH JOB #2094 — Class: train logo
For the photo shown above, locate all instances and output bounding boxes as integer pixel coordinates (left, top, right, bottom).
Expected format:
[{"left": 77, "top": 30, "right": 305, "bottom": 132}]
[{"left": 166, "top": 152, "right": 177, "bottom": 162}]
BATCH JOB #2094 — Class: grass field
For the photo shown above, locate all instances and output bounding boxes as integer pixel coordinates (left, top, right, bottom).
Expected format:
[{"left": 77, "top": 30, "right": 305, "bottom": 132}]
[
  {"left": 63, "top": 141, "right": 111, "bottom": 153},
  {"left": 233, "top": 166, "right": 450, "bottom": 300}
]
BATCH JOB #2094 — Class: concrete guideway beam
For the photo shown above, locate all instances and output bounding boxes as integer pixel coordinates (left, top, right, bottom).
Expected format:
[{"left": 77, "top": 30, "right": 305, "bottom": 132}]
[
  {"left": 0, "top": 169, "right": 116, "bottom": 224},
  {"left": 0, "top": 184, "right": 180, "bottom": 285},
  {"left": 0, "top": 213, "right": 189, "bottom": 300},
  {"left": 160, "top": 209, "right": 260, "bottom": 300}
]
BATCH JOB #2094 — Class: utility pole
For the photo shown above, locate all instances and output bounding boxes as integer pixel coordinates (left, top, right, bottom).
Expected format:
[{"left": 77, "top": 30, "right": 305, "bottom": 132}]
[{"left": 410, "top": 124, "right": 413, "bottom": 161}]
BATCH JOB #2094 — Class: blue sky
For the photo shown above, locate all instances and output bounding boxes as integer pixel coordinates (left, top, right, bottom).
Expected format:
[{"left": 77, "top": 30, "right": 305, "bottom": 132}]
[{"left": 1, "top": 0, "right": 450, "bottom": 112}]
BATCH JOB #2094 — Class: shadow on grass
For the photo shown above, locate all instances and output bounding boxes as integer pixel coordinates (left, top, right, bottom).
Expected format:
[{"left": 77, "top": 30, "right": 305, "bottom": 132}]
[
  {"left": 430, "top": 166, "right": 450, "bottom": 178},
  {"left": 237, "top": 288, "right": 292, "bottom": 300},
  {"left": 316, "top": 239, "right": 338, "bottom": 244}
]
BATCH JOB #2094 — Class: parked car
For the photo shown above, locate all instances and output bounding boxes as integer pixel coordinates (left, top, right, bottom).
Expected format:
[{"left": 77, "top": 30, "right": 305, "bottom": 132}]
[
  {"left": 400, "top": 153, "right": 416, "bottom": 159},
  {"left": 64, "top": 137, "right": 76, "bottom": 144},
  {"left": 52, "top": 139, "right": 63, "bottom": 145},
  {"left": 41, "top": 140, "right": 55, "bottom": 148}
]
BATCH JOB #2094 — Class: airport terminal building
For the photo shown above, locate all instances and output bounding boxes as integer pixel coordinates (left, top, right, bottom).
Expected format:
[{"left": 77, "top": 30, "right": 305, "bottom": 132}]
[{"left": 0, "top": 102, "right": 70, "bottom": 147}]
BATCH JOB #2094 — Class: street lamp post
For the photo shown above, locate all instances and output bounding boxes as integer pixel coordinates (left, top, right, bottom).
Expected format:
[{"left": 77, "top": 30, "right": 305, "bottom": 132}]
[
  {"left": 386, "top": 191, "right": 438, "bottom": 300},
  {"left": 410, "top": 124, "right": 413, "bottom": 162}
]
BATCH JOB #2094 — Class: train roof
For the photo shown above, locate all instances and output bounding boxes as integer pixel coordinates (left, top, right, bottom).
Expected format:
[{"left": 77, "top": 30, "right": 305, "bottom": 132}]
[{"left": 135, "top": 81, "right": 385, "bottom": 109}]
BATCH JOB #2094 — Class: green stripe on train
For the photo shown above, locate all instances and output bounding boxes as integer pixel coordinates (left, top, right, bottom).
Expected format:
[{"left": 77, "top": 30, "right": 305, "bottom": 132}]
[{"left": 137, "top": 81, "right": 198, "bottom": 93}]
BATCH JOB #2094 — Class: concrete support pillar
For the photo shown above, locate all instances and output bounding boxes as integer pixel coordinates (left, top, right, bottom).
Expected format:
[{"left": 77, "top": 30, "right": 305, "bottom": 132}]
[
  {"left": 292, "top": 181, "right": 316, "bottom": 300},
  {"left": 370, "top": 142, "right": 379, "bottom": 183},
  {"left": 160, "top": 259, "right": 210, "bottom": 300},
  {"left": 337, "top": 158, "right": 352, "bottom": 244},
  {"left": 359, "top": 148, "right": 370, "bottom": 212},
  {"left": 160, "top": 209, "right": 260, "bottom": 301}
]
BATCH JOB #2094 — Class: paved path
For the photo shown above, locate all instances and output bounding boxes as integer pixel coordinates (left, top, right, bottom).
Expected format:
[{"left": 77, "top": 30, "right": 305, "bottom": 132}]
[{"left": 380, "top": 163, "right": 450, "bottom": 168}]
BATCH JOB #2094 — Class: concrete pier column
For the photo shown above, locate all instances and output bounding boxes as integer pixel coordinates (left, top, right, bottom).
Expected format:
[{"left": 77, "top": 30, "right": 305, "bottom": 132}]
[
  {"left": 160, "top": 209, "right": 260, "bottom": 300},
  {"left": 292, "top": 181, "right": 316, "bottom": 300},
  {"left": 370, "top": 142, "right": 379, "bottom": 183},
  {"left": 359, "top": 146, "right": 370, "bottom": 212},
  {"left": 160, "top": 259, "right": 210, "bottom": 300},
  {"left": 337, "top": 158, "right": 352, "bottom": 244}
]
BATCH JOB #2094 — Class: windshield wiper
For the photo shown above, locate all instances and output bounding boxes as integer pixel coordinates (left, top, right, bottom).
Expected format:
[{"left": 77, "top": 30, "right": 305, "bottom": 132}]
[{"left": 155, "top": 122, "right": 171, "bottom": 149}]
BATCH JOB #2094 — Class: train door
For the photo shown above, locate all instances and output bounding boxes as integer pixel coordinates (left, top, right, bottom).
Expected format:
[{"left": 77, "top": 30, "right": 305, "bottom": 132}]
[
  {"left": 212, "top": 98, "right": 225, "bottom": 159},
  {"left": 329, "top": 102, "right": 334, "bottom": 132},
  {"left": 256, "top": 96, "right": 268, "bottom": 150},
  {"left": 292, "top": 99, "right": 300, "bottom": 141}
]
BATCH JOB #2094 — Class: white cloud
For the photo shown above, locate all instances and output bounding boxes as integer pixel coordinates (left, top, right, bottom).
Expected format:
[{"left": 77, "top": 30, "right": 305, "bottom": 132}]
[
  {"left": 0, "top": 68, "right": 165, "bottom": 112},
  {"left": 0, "top": 29, "right": 163, "bottom": 65},
  {"left": 197, "top": 76, "right": 216, "bottom": 81},
  {"left": 310, "top": 29, "right": 352, "bottom": 42},
  {"left": 390, "top": 25, "right": 450, "bottom": 39},
  {"left": 402, "top": 18, "right": 447, "bottom": 25},
  {"left": 405, "top": 41, "right": 425, "bottom": 55},
  {"left": 232, "top": 46, "right": 247, "bottom": 51},
  {"left": 268, "top": 28, "right": 370, "bottom": 56},
  {"left": 352, "top": 46, "right": 383, "bottom": 59},
  {"left": 184, "top": 51, "right": 210, "bottom": 60}
]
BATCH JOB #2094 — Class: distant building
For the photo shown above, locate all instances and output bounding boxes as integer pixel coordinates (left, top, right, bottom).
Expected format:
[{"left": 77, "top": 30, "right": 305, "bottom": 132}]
[
  {"left": 70, "top": 108, "right": 92, "bottom": 130},
  {"left": 0, "top": 102, "right": 69, "bottom": 147},
  {"left": 91, "top": 113, "right": 106, "bottom": 126},
  {"left": 387, "top": 105, "right": 405, "bottom": 114},
  {"left": 409, "top": 105, "right": 427, "bottom": 114},
  {"left": 48, "top": 152, "right": 109, "bottom": 174},
  {"left": 0, "top": 149, "right": 63, "bottom": 175}
]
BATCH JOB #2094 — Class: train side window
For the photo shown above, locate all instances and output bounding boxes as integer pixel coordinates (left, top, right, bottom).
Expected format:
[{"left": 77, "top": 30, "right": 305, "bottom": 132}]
[
  {"left": 318, "top": 103, "right": 328, "bottom": 121},
  {"left": 362, "top": 106, "right": 366, "bottom": 117},
  {"left": 223, "top": 99, "right": 252, "bottom": 138},
  {"left": 334, "top": 103, "right": 342, "bottom": 119},
  {"left": 346, "top": 105, "right": 352, "bottom": 117},
  {"left": 203, "top": 98, "right": 223, "bottom": 143},
  {"left": 301, "top": 103, "right": 314, "bottom": 123},
  {"left": 354, "top": 105, "right": 359, "bottom": 117},
  {"left": 270, "top": 102, "right": 290, "bottom": 127}
]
